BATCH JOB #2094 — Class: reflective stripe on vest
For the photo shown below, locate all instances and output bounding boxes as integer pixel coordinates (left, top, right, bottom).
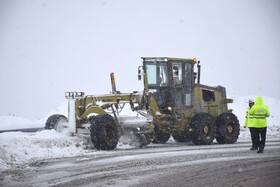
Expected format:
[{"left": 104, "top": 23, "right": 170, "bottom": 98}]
[{"left": 253, "top": 114, "right": 267, "bottom": 119}]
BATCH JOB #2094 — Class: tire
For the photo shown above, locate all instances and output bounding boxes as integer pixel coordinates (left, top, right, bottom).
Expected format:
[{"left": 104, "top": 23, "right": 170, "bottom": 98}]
[
  {"left": 190, "top": 113, "right": 216, "bottom": 145},
  {"left": 172, "top": 133, "right": 188, "bottom": 142},
  {"left": 152, "top": 124, "right": 170, "bottom": 144},
  {"left": 90, "top": 114, "right": 119, "bottom": 150},
  {"left": 215, "top": 113, "right": 240, "bottom": 144},
  {"left": 45, "top": 114, "right": 68, "bottom": 132}
]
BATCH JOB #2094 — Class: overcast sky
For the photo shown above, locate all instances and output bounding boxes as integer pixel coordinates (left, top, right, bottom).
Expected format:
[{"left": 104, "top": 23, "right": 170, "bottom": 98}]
[{"left": 0, "top": 0, "right": 279, "bottom": 120}]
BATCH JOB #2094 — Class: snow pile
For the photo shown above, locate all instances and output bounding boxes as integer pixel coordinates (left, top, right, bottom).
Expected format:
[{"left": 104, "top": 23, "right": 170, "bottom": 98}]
[
  {"left": 0, "top": 95, "right": 279, "bottom": 170},
  {"left": 0, "top": 130, "right": 92, "bottom": 170}
]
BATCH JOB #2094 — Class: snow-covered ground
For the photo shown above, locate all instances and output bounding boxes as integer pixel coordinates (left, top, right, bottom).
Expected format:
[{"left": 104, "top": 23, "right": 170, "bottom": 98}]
[{"left": 0, "top": 95, "right": 279, "bottom": 171}]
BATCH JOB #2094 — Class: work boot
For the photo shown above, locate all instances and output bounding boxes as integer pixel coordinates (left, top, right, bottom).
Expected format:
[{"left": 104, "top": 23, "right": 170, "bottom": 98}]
[
  {"left": 250, "top": 147, "right": 257, "bottom": 151},
  {"left": 257, "top": 149, "right": 263, "bottom": 153}
]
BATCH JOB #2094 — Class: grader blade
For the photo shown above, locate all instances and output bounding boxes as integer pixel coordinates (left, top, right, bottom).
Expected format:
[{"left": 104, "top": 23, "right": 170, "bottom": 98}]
[{"left": 118, "top": 116, "right": 152, "bottom": 148}]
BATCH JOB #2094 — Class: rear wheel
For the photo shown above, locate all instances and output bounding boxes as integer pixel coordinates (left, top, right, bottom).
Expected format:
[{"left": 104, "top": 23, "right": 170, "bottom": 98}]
[
  {"left": 90, "top": 114, "right": 119, "bottom": 150},
  {"left": 190, "top": 113, "right": 216, "bottom": 145},
  {"left": 45, "top": 114, "right": 68, "bottom": 132},
  {"left": 152, "top": 124, "right": 170, "bottom": 144},
  {"left": 215, "top": 113, "right": 240, "bottom": 144}
]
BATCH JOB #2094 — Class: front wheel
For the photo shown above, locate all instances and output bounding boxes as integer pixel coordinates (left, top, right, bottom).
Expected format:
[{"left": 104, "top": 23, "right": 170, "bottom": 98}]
[
  {"left": 215, "top": 113, "right": 240, "bottom": 144},
  {"left": 90, "top": 114, "right": 119, "bottom": 150},
  {"left": 190, "top": 113, "right": 216, "bottom": 145}
]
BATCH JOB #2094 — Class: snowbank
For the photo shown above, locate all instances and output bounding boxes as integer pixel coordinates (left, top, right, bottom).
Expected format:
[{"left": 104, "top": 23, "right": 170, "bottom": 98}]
[
  {"left": 0, "top": 130, "right": 93, "bottom": 170},
  {"left": 0, "top": 95, "right": 279, "bottom": 170}
]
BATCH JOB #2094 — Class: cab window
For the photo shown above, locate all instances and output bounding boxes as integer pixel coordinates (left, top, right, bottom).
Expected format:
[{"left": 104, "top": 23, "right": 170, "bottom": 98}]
[
  {"left": 146, "top": 63, "right": 169, "bottom": 87},
  {"left": 146, "top": 64, "right": 157, "bottom": 85}
]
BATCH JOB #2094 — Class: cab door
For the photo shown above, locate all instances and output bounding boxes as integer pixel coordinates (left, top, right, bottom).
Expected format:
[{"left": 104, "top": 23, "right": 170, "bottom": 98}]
[
  {"left": 171, "top": 61, "right": 194, "bottom": 107},
  {"left": 171, "top": 62, "right": 184, "bottom": 107}
]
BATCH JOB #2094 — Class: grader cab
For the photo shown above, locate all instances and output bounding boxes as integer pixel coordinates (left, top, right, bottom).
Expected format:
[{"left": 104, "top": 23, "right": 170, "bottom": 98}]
[{"left": 45, "top": 57, "right": 240, "bottom": 150}]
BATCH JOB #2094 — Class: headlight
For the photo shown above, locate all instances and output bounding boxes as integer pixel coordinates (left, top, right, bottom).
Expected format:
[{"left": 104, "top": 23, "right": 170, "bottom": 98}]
[{"left": 167, "top": 107, "right": 172, "bottom": 111}]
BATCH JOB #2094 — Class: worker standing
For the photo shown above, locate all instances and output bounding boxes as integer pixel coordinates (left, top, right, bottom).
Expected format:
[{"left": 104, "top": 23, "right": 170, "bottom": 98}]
[
  {"left": 249, "top": 96, "right": 270, "bottom": 153},
  {"left": 244, "top": 99, "right": 256, "bottom": 150}
]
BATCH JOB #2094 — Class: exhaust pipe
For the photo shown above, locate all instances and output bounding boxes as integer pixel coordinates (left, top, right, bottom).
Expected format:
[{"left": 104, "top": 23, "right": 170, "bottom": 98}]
[
  {"left": 110, "top": 72, "right": 117, "bottom": 94},
  {"left": 197, "top": 60, "right": 201, "bottom": 84}
]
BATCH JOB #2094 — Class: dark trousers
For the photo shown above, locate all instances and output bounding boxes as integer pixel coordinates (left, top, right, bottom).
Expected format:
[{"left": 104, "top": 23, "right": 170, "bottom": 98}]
[
  {"left": 250, "top": 127, "right": 267, "bottom": 150},
  {"left": 249, "top": 128, "right": 257, "bottom": 148}
]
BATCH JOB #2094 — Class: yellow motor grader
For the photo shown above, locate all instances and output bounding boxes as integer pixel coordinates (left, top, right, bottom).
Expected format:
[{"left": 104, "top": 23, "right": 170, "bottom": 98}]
[{"left": 45, "top": 57, "right": 240, "bottom": 150}]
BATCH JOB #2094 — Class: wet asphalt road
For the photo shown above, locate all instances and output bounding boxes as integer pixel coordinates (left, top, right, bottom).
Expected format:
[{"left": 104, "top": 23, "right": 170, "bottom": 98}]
[{"left": 1, "top": 140, "right": 280, "bottom": 187}]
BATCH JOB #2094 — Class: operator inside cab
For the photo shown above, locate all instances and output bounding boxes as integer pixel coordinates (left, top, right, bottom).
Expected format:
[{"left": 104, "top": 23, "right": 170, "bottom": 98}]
[{"left": 172, "top": 65, "right": 182, "bottom": 85}]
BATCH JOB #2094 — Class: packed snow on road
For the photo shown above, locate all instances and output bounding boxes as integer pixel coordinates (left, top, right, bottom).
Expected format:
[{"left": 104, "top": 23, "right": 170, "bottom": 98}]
[{"left": 0, "top": 95, "right": 279, "bottom": 171}]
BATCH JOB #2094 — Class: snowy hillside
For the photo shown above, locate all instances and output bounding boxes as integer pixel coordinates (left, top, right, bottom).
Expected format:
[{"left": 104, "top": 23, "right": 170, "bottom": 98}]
[{"left": 0, "top": 95, "right": 279, "bottom": 170}]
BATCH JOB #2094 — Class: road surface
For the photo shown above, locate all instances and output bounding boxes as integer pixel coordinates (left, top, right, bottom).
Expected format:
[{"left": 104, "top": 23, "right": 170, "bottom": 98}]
[{"left": 1, "top": 140, "right": 280, "bottom": 187}]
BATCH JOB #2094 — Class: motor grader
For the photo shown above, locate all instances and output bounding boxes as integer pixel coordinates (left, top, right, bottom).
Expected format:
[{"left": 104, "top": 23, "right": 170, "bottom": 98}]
[{"left": 45, "top": 57, "right": 240, "bottom": 150}]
